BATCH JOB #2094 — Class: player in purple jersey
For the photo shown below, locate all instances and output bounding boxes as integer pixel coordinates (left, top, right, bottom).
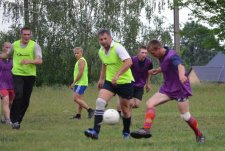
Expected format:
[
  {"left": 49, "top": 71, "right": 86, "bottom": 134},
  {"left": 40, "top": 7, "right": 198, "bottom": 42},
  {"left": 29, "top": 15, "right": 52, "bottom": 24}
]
[
  {"left": 117, "top": 46, "right": 153, "bottom": 114},
  {"left": 130, "top": 46, "right": 153, "bottom": 108},
  {"left": 0, "top": 42, "right": 14, "bottom": 124},
  {"left": 130, "top": 40, "right": 205, "bottom": 144}
]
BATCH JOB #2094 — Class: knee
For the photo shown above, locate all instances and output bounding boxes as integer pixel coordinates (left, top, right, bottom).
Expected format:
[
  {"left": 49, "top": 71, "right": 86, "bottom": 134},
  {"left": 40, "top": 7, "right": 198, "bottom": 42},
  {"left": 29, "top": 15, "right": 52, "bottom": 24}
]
[
  {"left": 96, "top": 98, "right": 107, "bottom": 110},
  {"left": 120, "top": 105, "right": 131, "bottom": 117},
  {"left": 180, "top": 112, "right": 191, "bottom": 121}
]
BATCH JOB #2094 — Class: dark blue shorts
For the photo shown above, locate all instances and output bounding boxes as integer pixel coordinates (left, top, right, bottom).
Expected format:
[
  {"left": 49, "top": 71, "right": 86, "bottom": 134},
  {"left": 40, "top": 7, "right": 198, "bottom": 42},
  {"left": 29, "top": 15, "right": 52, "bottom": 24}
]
[{"left": 73, "top": 85, "right": 87, "bottom": 95}]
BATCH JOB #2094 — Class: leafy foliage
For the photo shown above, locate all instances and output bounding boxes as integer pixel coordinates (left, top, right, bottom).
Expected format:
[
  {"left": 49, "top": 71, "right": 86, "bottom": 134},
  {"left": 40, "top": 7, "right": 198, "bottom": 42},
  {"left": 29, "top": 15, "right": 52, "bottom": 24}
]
[{"left": 180, "top": 21, "right": 224, "bottom": 68}]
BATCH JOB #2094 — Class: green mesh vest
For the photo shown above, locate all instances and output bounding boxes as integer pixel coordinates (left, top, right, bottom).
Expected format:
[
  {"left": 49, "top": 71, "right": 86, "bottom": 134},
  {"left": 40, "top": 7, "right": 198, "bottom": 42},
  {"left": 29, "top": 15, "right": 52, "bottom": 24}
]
[
  {"left": 98, "top": 43, "right": 133, "bottom": 84},
  {"left": 13, "top": 40, "right": 36, "bottom": 76},
  {"left": 73, "top": 57, "right": 88, "bottom": 86}
]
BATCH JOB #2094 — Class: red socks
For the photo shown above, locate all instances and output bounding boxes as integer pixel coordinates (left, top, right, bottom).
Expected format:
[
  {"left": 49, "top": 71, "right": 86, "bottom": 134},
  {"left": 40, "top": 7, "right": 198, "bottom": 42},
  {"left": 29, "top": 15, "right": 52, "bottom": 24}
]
[
  {"left": 187, "top": 117, "right": 202, "bottom": 137},
  {"left": 143, "top": 108, "right": 156, "bottom": 129}
]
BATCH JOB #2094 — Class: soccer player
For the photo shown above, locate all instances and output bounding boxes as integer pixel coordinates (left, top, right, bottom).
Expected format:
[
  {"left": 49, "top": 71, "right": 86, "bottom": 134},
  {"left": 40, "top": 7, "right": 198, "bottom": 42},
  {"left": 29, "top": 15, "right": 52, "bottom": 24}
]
[
  {"left": 130, "top": 40, "right": 205, "bottom": 144},
  {"left": 117, "top": 46, "right": 153, "bottom": 115},
  {"left": 84, "top": 29, "right": 134, "bottom": 139},
  {"left": 0, "top": 42, "right": 14, "bottom": 124},
  {"left": 0, "top": 27, "right": 43, "bottom": 129},
  {"left": 70, "top": 47, "right": 94, "bottom": 119}
]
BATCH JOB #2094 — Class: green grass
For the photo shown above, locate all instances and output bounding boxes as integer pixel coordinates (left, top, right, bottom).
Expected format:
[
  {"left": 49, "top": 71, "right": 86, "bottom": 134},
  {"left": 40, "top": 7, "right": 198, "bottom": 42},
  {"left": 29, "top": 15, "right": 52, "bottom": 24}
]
[{"left": 0, "top": 84, "right": 225, "bottom": 151}]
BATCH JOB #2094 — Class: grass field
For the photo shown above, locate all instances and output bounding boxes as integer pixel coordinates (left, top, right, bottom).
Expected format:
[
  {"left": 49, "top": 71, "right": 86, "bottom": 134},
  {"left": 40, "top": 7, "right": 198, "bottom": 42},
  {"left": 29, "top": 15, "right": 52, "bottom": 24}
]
[{"left": 0, "top": 84, "right": 225, "bottom": 151}]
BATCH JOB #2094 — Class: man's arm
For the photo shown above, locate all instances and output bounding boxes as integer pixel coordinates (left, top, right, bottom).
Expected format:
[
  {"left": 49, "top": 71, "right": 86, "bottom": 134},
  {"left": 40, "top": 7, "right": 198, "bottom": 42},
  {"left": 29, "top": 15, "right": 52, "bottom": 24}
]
[
  {"left": 112, "top": 58, "right": 132, "bottom": 85},
  {"left": 97, "top": 64, "right": 106, "bottom": 89},
  {"left": 178, "top": 64, "right": 187, "bottom": 84},
  {"left": 21, "top": 43, "right": 43, "bottom": 65},
  {"left": 70, "top": 59, "right": 85, "bottom": 88},
  {"left": 0, "top": 53, "right": 9, "bottom": 59}
]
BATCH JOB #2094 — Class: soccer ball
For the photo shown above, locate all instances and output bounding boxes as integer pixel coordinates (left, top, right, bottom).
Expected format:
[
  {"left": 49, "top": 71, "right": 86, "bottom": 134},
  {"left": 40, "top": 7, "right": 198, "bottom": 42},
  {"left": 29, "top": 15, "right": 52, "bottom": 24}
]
[{"left": 103, "top": 109, "right": 120, "bottom": 125}]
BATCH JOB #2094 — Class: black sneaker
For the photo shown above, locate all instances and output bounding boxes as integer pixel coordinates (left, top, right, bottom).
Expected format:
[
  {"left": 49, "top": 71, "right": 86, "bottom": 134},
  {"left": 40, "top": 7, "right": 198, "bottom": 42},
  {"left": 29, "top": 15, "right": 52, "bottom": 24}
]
[
  {"left": 12, "top": 122, "right": 20, "bottom": 129},
  {"left": 71, "top": 114, "right": 81, "bottom": 119},
  {"left": 196, "top": 135, "right": 205, "bottom": 144},
  {"left": 87, "top": 108, "right": 94, "bottom": 119},
  {"left": 130, "top": 128, "right": 152, "bottom": 139}
]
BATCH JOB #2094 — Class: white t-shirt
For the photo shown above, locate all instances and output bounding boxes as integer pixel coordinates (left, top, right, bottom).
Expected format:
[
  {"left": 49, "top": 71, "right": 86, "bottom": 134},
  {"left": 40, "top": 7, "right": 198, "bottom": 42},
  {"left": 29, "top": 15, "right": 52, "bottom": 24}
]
[{"left": 99, "top": 41, "right": 130, "bottom": 61}]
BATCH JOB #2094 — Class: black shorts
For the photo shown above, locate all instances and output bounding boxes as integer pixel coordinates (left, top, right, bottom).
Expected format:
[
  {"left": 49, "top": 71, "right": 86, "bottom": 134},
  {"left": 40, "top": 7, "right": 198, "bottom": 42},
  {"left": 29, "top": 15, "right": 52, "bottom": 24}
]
[
  {"left": 102, "top": 80, "right": 133, "bottom": 99},
  {"left": 133, "top": 86, "right": 144, "bottom": 100}
]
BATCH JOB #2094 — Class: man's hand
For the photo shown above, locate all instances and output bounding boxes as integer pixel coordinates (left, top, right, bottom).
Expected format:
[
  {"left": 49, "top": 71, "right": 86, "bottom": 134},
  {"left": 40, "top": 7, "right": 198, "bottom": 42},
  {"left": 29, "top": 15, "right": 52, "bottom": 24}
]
[
  {"left": 21, "top": 59, "right": 31, "bottom": 65},
  {"left": 97, "top": 79, "right": 104, "bottom": 89},
  {"left": 112, "top": 75, "right": 119, "bottom": 85},
  {"left": 145, "top": 83, "right": 151, "bottom": 92}
]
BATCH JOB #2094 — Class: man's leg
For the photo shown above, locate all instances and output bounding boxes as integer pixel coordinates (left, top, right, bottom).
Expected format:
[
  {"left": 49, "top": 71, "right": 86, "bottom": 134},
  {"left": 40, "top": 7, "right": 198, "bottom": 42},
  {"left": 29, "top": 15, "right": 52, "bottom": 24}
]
[
  {"left": 84, "top": 89, "right": 114, "bottom": 139},
  {"left": 19, "top": 76, "right": 35, "bottom": 123},
  {"left": 177, "top": 100, "right": 205, "bottom": 144},
  {"left": 10, "top": 75, "right": 24, "bottom": 127},
  {"left": 120, "top": 97, "right": 132, "bottom": 138},
  {"left": 131, "top": 92, "right": 170, "bottom": 139}
]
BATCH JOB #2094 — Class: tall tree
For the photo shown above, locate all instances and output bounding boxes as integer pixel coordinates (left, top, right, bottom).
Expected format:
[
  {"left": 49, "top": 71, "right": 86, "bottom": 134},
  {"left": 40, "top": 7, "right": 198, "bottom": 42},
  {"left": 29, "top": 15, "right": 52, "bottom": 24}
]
[
  {"left": 180, "top": 21, "right": 224, "bottom": 68},
  {"left": 181, "top": 0, "right": 225, "bottom": 41}
]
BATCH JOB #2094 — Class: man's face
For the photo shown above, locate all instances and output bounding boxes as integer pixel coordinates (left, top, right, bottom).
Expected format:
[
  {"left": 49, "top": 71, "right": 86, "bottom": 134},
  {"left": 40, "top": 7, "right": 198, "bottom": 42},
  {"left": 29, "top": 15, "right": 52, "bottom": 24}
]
[
  {"left": 98, "top": 33, "right": 112, "bottom": 49},
  {"left": 148, "top": 46, "right": 162, "bottom": 58},
  {"left": 137, "top": 48, "right": 148, "bottom": 61},
  {"left": 74, "top": 50, "right": 82, "bottom": 60},
  {"left": 2, "top": 43, "right": 11, "bottom": 53},
  {"left": 21, "top": 29, "right": 32, "bottom": 44}
]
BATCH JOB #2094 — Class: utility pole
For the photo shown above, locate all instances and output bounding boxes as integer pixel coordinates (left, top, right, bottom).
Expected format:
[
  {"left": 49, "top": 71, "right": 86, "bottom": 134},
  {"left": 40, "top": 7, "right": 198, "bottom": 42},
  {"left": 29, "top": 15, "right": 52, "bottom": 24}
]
[{"left": 174, "top": 0, "right": 180, "bottom": 52}]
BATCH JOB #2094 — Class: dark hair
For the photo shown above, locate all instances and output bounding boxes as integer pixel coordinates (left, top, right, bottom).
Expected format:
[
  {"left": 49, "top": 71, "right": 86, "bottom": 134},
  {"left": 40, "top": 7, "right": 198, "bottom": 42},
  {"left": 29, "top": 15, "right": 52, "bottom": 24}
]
[
  {"left": 147, "top": 40, "right": 162, "bottom": 50},
  {"left": 97, "top": 29, "right": 111, "bottom": 36},
  {"left": 20, "top": 27, "right": 32, "bottom": 34}
]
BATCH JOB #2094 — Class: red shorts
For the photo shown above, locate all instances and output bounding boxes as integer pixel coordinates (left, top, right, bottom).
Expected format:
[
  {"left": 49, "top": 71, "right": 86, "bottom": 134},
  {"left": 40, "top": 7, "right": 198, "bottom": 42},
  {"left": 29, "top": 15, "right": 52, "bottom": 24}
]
[{"left": 0, "top": 89, "right": 15, "bottom": 102}]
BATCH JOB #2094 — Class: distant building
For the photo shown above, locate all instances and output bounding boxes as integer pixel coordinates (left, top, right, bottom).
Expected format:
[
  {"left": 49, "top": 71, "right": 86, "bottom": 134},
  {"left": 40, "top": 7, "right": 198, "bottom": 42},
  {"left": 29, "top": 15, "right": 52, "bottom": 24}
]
[{"left": 189, "top": 52, "right": 225, "bottom": 84}]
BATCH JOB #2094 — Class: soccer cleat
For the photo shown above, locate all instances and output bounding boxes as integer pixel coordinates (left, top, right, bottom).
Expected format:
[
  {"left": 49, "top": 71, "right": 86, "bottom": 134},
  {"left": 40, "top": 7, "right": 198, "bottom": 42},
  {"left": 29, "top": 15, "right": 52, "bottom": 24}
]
[
  {"left": 196, "top": 135, "right": 205, "bottom": 144},
  {"left": 130, "top": 128, "right": 152, "bottom": 139},
  {"left": 122, "top": 132, "right": 130, "bottom": 139},
  {"left": 87, "top": 109, "right": 94, "bottom": 119},
  {"left": 71, "top": 114, "right": 81, "bottom": 119},
  {"left": 84, "top": 128, "right": 98, "bottom": 139},
  {"left": 12, "top": 122, "right": 20, "bottom": 129}
]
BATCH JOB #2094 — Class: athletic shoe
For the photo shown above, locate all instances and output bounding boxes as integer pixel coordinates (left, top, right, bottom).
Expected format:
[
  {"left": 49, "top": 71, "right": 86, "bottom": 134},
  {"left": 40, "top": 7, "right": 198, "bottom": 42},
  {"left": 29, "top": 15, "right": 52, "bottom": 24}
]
[
  {"left": 87, "top": 109, "right": 94, "bottom": 119},
  {"left": 71, "top": 114, "right": 81, "bottom": 119},
  {"left": 12, "top": 122, "right": 20, "bottom": 129},
  {"left": 1, "top": 118, "right": 12, "bottom": 125},
  {"left": 123, "top": 132, "right": 130, "bottom": 139},
  {"left": 130, "top": 128, "right": 152, "bottom": 139},
  {"left": 196, "top": 135, "right": 205, "bottom": 144},
  {"left": 84, "top": 128, "right": 98, "bottom": 139}
]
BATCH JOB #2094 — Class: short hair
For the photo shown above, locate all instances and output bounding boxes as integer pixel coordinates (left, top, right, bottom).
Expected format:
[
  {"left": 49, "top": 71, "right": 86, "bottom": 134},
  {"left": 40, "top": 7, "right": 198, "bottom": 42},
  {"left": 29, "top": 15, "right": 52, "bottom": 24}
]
[
  {"left": 20, "top": 27, "right": 32, "bottom": 34},
  {"left": 147, "top": 40, "right": 163, "bottom": 51},
  {"left": 138, "top": 46, "right": 147, "bottom": 52},
  {"left": 97, "top": 29, "right": 111, "bottom": 37},
  {"left": 73, "top": 47, "right": 83, "bottom": 53}
]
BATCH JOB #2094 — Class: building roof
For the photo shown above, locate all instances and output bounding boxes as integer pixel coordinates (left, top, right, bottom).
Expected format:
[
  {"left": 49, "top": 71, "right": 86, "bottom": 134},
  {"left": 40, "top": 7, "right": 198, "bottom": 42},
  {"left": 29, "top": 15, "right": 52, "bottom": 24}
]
[
  {"left": 192, "top": 66, "right": 225, "bottom": 82},
  {"left": 191, "top": 52, "right": 225, "bottom": 82},
  {"left": 206, "top": 52, "right": 225, "bottom": 67}
]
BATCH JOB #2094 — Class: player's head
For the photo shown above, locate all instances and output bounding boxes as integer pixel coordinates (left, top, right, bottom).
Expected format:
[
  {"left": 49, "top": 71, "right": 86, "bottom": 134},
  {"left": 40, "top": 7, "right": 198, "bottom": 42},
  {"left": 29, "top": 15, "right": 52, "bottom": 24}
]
[
  {"left": 147, "top": 40, "right": 164, "bottom": 58},
  {"left": 137, "top": 46, "right": 148, "bottom": 61},
  {"left": 20, "top": 27, "right": 32, "bottom": 44},
  {"left": 73, "top": 47, "right": 83, "bottom": 60},
  {"left": 97, "top": 29, "right": 112, "bottom": 49},
  {"left": 2, "top": 42, "right": 11, "bottom": 53}
]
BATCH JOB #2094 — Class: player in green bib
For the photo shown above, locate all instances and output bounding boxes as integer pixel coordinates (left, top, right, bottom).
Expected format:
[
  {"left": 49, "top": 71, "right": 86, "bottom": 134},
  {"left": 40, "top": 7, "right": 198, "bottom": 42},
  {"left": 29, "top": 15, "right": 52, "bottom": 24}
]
[
  {"left": 69, "top": 47, "right": 94, "bottom": 119},
  {"left": 84, "top": 29, "right": 134, "bottom": 139},
  {"left": 0, "top": 27, "right": 43, "bottom": 129}
]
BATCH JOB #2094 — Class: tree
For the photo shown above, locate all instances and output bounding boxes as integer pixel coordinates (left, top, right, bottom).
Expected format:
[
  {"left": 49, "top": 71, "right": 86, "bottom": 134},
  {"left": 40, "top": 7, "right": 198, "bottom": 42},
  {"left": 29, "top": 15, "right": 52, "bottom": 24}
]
[
  {"left": 180, "top": 21, "right": 224, "bottom": 68},
  {"left": 181, "top": 0, "right": 225, "bottom": 41}
]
